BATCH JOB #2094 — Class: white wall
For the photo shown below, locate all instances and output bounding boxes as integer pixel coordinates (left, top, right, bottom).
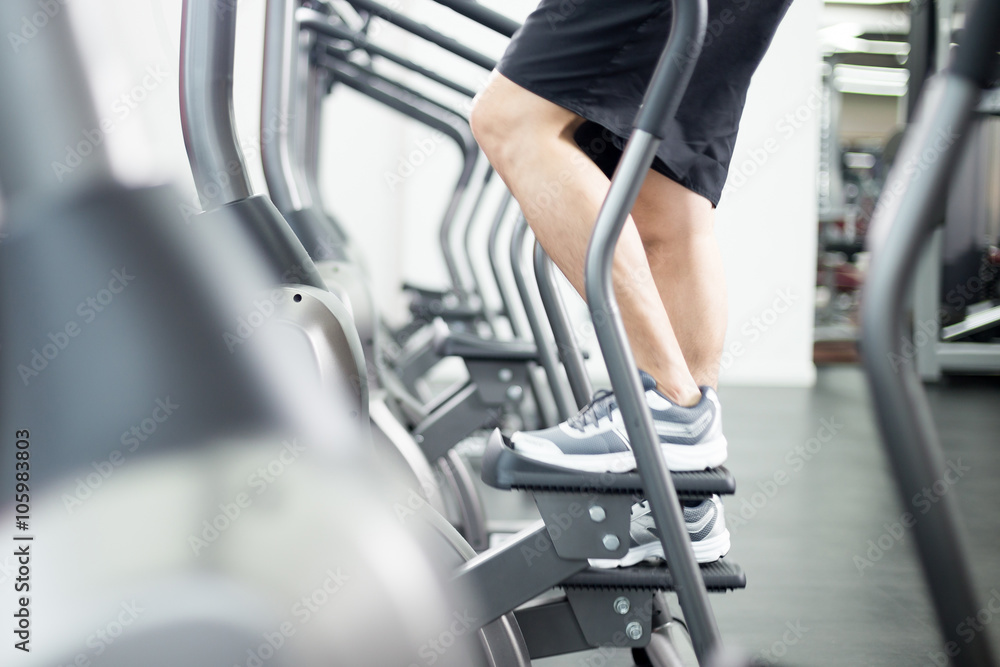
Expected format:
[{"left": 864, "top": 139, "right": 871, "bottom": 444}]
[
  {"left": 715, "top": 0, "right": 821, "bottom": 386},
  {"left": 64, "top": 0, "right": 819, "bottom": 387}
]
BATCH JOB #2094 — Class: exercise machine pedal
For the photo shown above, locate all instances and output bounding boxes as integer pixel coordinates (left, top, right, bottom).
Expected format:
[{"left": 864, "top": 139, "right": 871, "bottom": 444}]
[
  {"left": 481, "top": 429, "right": 736, "bottom": 500},
  {"left": 562, "top": 560, "right": 746, "bottom": 593}
]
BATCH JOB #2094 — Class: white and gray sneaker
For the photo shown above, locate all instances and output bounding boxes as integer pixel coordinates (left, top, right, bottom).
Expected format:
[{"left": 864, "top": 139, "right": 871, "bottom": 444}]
[
  {"left": 510, "top": 371, "right": 727, "bottom": 473},
  {"left": 590, "top": 496, "right": 731, "bottom": 568}
]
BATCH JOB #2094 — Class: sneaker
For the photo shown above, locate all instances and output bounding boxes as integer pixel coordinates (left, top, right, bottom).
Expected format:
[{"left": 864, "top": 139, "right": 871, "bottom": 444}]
[
  {"left": 590, "top": 496, "right": 731, "bottom": 568},
  {"left": 510, "top": 371, "right": 727, "bottom": 472}
]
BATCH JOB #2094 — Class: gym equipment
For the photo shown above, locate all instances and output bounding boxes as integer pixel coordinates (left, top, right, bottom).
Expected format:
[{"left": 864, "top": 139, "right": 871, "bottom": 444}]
[
  {"left": 305, "top": 4, "right": 747, "bottom": 664},
  {"left": 261, "top": 0, "right": 379, "bottom": 362},
  {"left": 466, "top": 0, "right": 748, "bottom": 663},
  {"left": 303, "top": 5, "right": 494, "bottom": 337},
  {"left": 303, "top": 4, "right": 539, "bottom": 549},
  {"left": 908, "top": 0, "right": 1000, "bottom": 380},
  {"left": 861, "top": 0, "right": 1000, "bottom": 664},
  {"left": 0, "top": 2, "right": 480, "bottom": 665},
  {"left": 179, "top": 0, "right": 369, "bottom": 426},
  {"left": 305, "top": 9, "right": 561, "bottom": 442}
]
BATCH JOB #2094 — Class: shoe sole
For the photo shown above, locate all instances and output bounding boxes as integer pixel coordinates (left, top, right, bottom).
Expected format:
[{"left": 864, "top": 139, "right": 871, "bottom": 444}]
[
  {"left": 514, "top": 433, "right": 728, "bottom": 473},
  {"left": 589, "top": 529, "right": 732, "bottom": 569}
]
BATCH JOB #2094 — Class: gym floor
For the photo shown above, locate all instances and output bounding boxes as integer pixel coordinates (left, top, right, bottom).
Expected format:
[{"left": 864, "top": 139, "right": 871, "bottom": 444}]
[{"left": 477, "top": 366, "right": 1000, "bottom": 666}]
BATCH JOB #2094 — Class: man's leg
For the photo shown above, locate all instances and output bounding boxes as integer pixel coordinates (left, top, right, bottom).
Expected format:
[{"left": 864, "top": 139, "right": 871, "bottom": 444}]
[
  {"left": 631, "top": 173, "right": 726, "bottom": 389},
  {"left": 470, "top": 73, "right": 701, "bottom": 407}
]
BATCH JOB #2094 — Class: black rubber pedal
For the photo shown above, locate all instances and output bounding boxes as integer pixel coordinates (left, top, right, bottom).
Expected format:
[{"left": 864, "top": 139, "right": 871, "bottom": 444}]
[
  {"left": 561, "top": 560, "right": 745, "bottom": 592},
  {"left": 480, "top": 429, "right": 735, "bottom": 498}
]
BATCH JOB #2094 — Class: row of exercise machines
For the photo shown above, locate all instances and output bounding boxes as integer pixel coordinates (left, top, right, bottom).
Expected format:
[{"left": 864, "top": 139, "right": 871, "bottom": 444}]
[{"left": 0, "top": 0, "right": 998, "bottom": 665}]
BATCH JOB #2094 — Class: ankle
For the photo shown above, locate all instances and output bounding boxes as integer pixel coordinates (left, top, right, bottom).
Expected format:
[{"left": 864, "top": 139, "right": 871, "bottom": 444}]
[{"left": 655, "top": 380, "right": 702, "bottom": 407}]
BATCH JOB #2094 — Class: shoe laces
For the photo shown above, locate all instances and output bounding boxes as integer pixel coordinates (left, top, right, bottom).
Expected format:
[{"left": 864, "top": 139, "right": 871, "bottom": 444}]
[{"left": 566, "top": 389, "right": 617, "bottom": 431}]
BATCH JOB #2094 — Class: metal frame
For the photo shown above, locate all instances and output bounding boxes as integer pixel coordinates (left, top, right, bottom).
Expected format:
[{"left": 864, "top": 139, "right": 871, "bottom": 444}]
[
  {"left": 861, "top": 0, "right": 1000, "bottom": 663},
  {"left": 318, "top": 45, "right": 487, "bottom": 298},
  {"left": 482, "top": 194, "right": 552, "bottom": 427},
  {"left": 179, "top": 0, "right": 254, "bottom": 210},
  {"left": 581, "top": 0, "right": 721, "bottom": 660},
  {"left": 429, "top": 0, "right": 520, "bottom": 37},
  {"left": 312, "top": 46, "right": 480, "bottom": 293},
  {"left": 343, "top": 0, "right": 497, "bottom": 70},
  {"left": 510, "top": 216, "right": 577, "bottom": 422},
  {"left": 910, "top": 0, "right": 1000, "bottom": 380},
  {"left": 262, "top": 0, "right": 314, "bottom": 215},
  {"left": 534, "top": 242, "right": 593, "bottom": 408}
]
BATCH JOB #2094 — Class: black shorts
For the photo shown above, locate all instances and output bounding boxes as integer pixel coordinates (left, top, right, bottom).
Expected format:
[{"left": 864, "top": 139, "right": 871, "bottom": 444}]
[{"left": 496, "top": 0, "right": 793, "bottom": 206}]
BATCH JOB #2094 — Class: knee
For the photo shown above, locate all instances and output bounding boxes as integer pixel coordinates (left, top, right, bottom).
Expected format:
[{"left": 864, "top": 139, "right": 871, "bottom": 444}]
[
  {"left": 637, "top": 216, "right": 716, "bottom": 257},
  {"left": 469, "top": 85, "right": 519, "bottom": 168},
  {"left": 634, "top": 183, "right": 717, "bottom": 253}
]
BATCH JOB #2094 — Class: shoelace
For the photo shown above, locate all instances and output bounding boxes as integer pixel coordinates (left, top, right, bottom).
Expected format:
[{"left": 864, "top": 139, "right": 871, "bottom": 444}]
[{"left": 566, "top": 389, "right": 617, "bottom": 431}]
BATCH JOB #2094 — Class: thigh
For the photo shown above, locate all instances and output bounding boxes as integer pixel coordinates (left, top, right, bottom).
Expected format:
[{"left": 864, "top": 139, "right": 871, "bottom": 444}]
[{"left": 479, "top": 71, "right": 584, "bottom": 137}]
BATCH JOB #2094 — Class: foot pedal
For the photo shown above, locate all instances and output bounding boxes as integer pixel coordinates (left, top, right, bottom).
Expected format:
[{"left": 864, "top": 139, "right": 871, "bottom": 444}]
[
  {"left": 562, "top": 560, "right": 746, "bottom": 592},
  {"left": 481, "top": 429, "right": 735, "bottom": 499}
]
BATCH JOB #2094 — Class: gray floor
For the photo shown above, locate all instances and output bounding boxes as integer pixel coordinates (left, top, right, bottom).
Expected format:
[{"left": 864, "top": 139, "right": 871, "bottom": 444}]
[{"left": 481, "top": 366, "right": 1000, "bottom": 666}]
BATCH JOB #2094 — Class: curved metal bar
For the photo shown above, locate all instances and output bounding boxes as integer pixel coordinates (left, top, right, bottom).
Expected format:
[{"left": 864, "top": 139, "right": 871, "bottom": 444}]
[
  {"left": 533, "top": 243, "right": 592, "bottom": 408},
  {"left": 319, "top": 55, "right": 479, "bottom": 293},
  {"left": 581, "top": 0, "right": 720, "bottom": 662},
  {"left": 303, "top": 49, "right": 331, "bottom": 221},
  {"left": 487, "top": 191, "right": 517, "bottom": 322},
  {"left": 511, "top": 217, "right": 576, "bottom": 422},
  {"left": 321, "top": 42, "right": 470, "bottom": 121},
  {"left": 429, "top": 0, "right": 520, "bottom": 37},
  {"left": 178, "top": 0, "right": 253, "bottom": 210},
  {"left": 343, "top": 0, "right": 497, "bottom": 70},
  {"left": 861, "top": 71, "right": 997, "bottom": 667},
  {"left": 485, "top": 198, "right": 549, "bottom": 425},
  {"left": 299, "top": 8, "right": 478, "bottom": 98},
  {"left": 461, "top": 166, "right": 495, "bottom": 301},
  {"left": 316, "top": 47, "right": 485, "bottom": 299},
  {"left": 292, "top": 19, "right": 317, "bottom": 197},
  {"left": 262, "top": 0, "right": 312, "bottom": 215}
]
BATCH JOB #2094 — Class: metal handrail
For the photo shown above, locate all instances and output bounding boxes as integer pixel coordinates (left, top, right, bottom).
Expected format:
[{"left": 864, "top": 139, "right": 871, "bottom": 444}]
[
  {"left": 179, "top": 0, "right": 254, "bottom": 210},
  {"left": 262, "top": 0, "right": 313, "bottom": 215},
  {"left": 861, "top": 1, "right": 1000, "bottom": 663},
  {"left": 511, "top": 217, "right": 576, "bottom": 422},
  {"left": 343, "top": 0, "right": 496, "bottom": 70},
  {"left": 317, "top": 55, "right": 479, "bottom": 293},
  {"left": 429, "top": 0, "right": 520, "bottom": 37},
  {"left": 533, "top": 243, "right": 592, "bottom": 408},
  {"left": 581, "top": 0, "right": 720, "bottom": 661}
]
